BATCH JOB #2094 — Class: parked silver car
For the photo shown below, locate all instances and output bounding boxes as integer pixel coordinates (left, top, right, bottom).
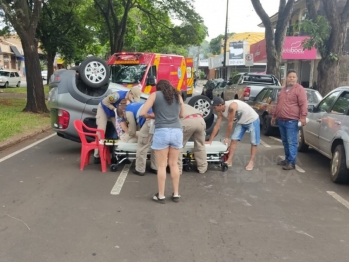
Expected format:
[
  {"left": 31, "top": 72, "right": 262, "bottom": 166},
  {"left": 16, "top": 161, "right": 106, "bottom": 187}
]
[
  {"left": 298, "top": 86, "right": 349, "bottom": 183},
  {"left": 247, "top": 86, "right": 322, "bottom": 136}
]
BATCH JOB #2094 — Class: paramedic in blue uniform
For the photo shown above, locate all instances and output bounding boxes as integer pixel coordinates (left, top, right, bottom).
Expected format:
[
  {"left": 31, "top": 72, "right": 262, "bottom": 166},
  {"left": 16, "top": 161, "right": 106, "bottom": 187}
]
[
  {"left": 124, "top": 102, "right": 157, "bottom": 176},
  {"left": 94, "top": 87, "right": 142, "bottom": 163}
]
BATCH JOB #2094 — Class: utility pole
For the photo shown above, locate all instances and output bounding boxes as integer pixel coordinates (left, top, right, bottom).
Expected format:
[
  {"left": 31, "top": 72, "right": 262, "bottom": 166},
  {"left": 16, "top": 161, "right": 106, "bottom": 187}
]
[{"left": 222, "top": 0, "right": 229, "bottom": 80}]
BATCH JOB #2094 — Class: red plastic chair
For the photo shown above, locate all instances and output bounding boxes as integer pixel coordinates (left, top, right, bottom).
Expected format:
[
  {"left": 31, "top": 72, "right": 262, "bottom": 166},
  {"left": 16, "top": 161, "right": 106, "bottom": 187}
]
[{"left": 73, "top": 120, "right": 111, "bottom": 172}]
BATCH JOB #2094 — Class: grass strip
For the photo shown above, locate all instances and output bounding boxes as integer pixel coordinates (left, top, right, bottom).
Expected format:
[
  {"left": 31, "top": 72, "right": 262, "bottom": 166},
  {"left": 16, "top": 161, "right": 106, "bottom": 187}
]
[
  {"left": 0, "top": 85, "right": 50, "bottom": 94},
  {"left": 0, "top": 98, "right": 50, "bottom": 143}
]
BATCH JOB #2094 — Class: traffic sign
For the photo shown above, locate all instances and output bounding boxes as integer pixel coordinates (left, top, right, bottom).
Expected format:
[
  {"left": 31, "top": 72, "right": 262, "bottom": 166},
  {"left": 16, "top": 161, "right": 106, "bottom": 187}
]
[{"left": 245, "top": 54, "right": 254, "bottom": 67}]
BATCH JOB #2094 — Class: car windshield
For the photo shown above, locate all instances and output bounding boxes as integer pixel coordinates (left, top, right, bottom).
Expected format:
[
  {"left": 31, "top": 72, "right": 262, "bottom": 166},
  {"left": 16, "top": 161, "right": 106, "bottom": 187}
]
[
  {"left": 0, "top": 71, "right": 10, "bottom": 77},
  {"left": 110, "top": 64, "right": 147, "bottom": 84},
  {"left": 306, "top": 90, "right": 323, "bottom": 104}
]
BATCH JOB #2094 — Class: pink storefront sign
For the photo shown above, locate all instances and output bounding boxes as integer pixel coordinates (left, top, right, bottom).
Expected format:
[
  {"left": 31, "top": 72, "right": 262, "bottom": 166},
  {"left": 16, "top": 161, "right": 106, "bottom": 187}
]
[
  {"left": 282, "top": 36, "right": 317, "bottom": 59},
  {"left": 250, "top": 36, "right": 317, "bottom": 62}
]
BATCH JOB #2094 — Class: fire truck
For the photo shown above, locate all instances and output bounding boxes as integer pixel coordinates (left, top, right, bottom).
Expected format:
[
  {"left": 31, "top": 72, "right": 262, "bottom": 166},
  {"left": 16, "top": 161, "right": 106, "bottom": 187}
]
[{"left": 107, "top": 52, "right": 194, "bottom": 99}]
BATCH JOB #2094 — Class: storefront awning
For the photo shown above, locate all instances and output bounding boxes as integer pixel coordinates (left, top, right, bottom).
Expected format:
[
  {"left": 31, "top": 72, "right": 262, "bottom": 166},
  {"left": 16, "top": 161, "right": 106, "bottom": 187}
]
[{"left": 10, "top": 46, "right": 23, "bottom": 57}]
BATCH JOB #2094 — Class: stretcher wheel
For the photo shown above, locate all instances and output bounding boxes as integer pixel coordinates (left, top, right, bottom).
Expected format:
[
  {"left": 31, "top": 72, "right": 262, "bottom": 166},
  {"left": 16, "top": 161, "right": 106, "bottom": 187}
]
[
  {"left": 221, "top": 163, "right": 228, "bottom": 172},
  {"left": 184, "top": 164, "right": 192, "bottom": 172},
  {"left": 110, "top": 164, "right": 118, "bottom": 172}
]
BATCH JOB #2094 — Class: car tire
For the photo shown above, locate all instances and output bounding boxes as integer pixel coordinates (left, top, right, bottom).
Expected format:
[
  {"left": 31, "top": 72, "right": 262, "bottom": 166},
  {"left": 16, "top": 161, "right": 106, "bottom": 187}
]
[
  {"left": 297, "top": 128, "right": 309, "bottom": 152},
  {"left": 16, "top": 81, "right": 20, "bottom": 87},
  {"left": 4, "top": 82, "right": 9, "bottom": 88},
  {"left": 78, "top": 57, "right": 110, "bottom": 88},
  {"left": 331, "top": 144, "right": 349, "bottom": 184},
  {"left": 262, "top": 115, "right": 274, "bottom": 136},
  {"left": 188, "top": 95, "right": 213, "bottom": 120},
  {"left": 182, "top": 91, "right": 187, "bottom": 102}
]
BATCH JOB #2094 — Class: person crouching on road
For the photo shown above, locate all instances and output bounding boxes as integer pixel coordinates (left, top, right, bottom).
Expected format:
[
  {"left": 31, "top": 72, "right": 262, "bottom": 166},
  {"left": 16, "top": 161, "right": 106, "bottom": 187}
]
[
  {"left": 124, "top": 101, "right": 153, "bottom": 145},
  {"left": 127, "top": 103, "right": 157, "bottom": 176},
  {"left": 271, "top": 69, "right": 308, "bottom": 170},
  {"left": 139, "top": 80, "right": 184, "bottom": 204},
  {"left": 179, "top": 104, "right": 208, "bottom": 174},
  {"left": 114, "top": 99, "right": 134, "bottom": 143},
  {"left": 94, "top": 87, "right": 142, "bottom": 163},
  {"left": 207, "top": 97, "right": 260, "bottom": 171}
]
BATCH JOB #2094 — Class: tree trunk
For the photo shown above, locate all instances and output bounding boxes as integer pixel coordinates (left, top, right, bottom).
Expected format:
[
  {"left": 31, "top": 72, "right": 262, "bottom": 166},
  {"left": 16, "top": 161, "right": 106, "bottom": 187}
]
[
  {"left": 314, "top": 0, "right": 349, "bottom": 94},
  {"left": 21, "top": 37, "right": 48, "bottom": 113},
  {"left": 251, "top": 0, "right": 295, "bottom": 84},
  {"left": 265, "top": 29, "right": 281, "bottom": 80},
  {"left": 47, "top": 51, "right": 56, "bottom": 85},
  {"left": 317, "top": 57, "right": 340, "bottom": 96}
]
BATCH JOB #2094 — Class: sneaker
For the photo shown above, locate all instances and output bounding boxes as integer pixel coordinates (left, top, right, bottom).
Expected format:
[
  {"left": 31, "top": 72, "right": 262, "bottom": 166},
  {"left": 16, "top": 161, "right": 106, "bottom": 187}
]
[
  {"left": 133, "top": 169, "right": 145, "bottom": 176},
  {"left": 153, "top": 193, "right": 166, "bottom": 204},
  {"left": 94, "top": 157, "right": 101, "bottom": 164},
  {"left": 277, "top": 160, "right": 288, "bottom": 166},
  {"left": 282, "top": 163, "right": 295, "bottom": 170},
  {"left": 171, "top": 193, "right": 180, "bottom": 203}
]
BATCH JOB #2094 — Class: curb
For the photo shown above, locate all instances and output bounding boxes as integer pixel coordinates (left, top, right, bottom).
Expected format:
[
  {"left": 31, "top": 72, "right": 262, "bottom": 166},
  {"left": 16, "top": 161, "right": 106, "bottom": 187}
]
[{"left": 0, "top": 125, "right": 53, "bottom": 152}]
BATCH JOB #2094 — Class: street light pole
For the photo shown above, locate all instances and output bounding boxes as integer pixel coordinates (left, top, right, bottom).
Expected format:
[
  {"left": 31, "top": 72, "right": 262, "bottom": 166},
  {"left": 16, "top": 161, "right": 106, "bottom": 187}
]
[{"left": 222, "top": 0, "right": 229, "bottom": 80}]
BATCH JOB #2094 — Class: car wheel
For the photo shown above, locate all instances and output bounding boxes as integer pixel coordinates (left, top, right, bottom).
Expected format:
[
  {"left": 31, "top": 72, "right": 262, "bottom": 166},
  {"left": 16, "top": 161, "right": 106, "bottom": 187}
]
[
  {"left": 182, "top": 91, "right": 187, "bottom": 102},
  {"left": 16, "top": 81, "right": 20, "bottom": 87},
  {"left": 331, "top": 144, "right": 349, "bottom": 184},
  {"left": 4, "top": 82, "right": 9, "bottom": 88},
  {"left": 262, "top": 115, "right": 274, "bottom": 136},
  {"left": 297, "top": 128, "right": 309, "bottom": 152},
  {"left": 78, "top": 57, "right": 110, "bottom": 88},
  {"left": 188, "top": 95, "right": 213, "bottom": 120}
]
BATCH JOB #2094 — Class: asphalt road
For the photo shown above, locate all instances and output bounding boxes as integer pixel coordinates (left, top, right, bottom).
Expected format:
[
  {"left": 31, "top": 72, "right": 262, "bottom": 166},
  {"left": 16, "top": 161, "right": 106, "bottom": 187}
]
[{"left": 1, "top": 87, "right": 349, "bottom": 262}]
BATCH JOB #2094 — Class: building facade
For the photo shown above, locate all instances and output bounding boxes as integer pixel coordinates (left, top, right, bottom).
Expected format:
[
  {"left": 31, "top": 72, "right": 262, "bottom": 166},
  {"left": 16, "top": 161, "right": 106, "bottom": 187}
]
[
  {"left": 0, "top": 35, "right": 45, "bottom": 76},
  {"left": 255, "top": 0, "right": 349, "bottom": 87}
]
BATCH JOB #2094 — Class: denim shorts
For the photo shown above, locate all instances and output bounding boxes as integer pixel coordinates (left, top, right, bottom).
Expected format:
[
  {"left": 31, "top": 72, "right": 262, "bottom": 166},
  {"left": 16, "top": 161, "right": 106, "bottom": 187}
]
[
  {"left": 231, "top": 118, "right": 260, "bottom": 145},
  {"left": 151, "top": 128, "right": 183, "bottom": 150}
]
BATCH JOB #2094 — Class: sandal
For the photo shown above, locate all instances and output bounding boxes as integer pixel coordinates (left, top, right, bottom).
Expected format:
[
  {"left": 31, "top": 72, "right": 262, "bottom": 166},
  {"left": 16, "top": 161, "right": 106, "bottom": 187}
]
[
  {"left": 152, "top": 193, "right": 166, "bottom": 204},
  {"left": 172, "top": 193, "right": 180, "bottom": 203}
]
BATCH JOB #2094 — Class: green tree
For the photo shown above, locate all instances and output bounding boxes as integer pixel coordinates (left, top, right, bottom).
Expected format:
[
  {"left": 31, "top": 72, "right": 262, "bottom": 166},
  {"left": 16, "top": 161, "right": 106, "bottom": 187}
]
[
  {"left": 251, "top": 0, "right": 295, "bottom": 80},
  {"left": 0, "top": 0, "right": 47, "bottom": 113},
  {"left": 37, "top": 0, "right": 97, "bottom": 84},
  {"left": 92, "top": 0, "right": 207, "bottom": 54},
  {"left": 301, "top": 0, "right": 349, "bottom": 96},
  {"left": 209, "top": 33, "right": 234, "bottom": 55}
]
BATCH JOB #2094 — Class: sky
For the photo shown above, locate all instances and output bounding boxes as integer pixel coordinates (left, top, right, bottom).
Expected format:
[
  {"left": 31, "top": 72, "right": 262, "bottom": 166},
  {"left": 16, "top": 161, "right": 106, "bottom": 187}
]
[{"left": 193, "top": 0, "right": 282, "bottom": 40}]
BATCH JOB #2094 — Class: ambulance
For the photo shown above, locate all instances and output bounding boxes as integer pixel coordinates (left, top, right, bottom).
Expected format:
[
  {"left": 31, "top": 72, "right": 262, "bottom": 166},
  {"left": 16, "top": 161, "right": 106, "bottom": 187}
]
[{"left": 107, "top": 52, "right": 194, "bottom": 99}]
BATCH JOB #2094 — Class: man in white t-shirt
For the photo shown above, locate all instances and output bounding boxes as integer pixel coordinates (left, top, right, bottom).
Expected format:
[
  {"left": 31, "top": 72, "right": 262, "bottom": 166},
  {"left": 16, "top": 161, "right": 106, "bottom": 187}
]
[{"left": 206, "top": 97, "right": 260, "bottom": 171}]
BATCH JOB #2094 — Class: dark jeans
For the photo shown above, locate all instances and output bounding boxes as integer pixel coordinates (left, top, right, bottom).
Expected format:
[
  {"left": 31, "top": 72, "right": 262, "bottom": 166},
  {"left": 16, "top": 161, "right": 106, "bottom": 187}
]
[{"left": 277, "top": 119, "right": 298, "bottom": 165}]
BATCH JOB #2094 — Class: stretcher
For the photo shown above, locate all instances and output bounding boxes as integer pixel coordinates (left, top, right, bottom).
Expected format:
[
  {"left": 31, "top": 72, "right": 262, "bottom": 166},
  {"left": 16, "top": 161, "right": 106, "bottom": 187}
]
[{"left": 100, "top": 139, "right": 230, "bottom": 172}]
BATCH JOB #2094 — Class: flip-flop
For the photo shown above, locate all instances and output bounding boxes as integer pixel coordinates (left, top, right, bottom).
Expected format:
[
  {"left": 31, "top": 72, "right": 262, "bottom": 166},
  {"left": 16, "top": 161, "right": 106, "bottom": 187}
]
[
  {"left": 245, "top": 166, "right": 254, "bottom": 171},
  {"left": 225, "top": 162, "right": 232, "bottom": 167}
]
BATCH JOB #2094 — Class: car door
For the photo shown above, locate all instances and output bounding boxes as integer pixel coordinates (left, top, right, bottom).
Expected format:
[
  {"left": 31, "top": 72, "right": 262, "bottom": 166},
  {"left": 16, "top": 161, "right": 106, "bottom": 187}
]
[
  {"left": 250, "top": 88, "right": 269, "bottom": 121},
  {"left": 224, "top": 75, "right": 240, "bottom": 100},
  {"left": 14, "top": 72, "right": 20, "bottom": 85},
  {"left": 319, "top": 91, "right": 349, "bottom": 157},
  {"left": 304, "top": 91, "right": 341, "bottom": 150},
  {"left": 10, "top": 72, "right": 16, "bottom": 86}
]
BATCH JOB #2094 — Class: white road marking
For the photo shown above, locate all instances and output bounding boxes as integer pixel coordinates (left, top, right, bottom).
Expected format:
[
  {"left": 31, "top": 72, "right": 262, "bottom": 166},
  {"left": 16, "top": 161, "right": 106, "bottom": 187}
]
[
  {"left": 260, "top": 139, "right": 271, "bottom": 148},
  {"left": 269, "top": 136, "right": 283, "bottom": 143},
  {"left": 0, "top": 133, "right": 56, "bottom": 163},
  {"left": 110, "top": 161, "right": 133, "bottom": 195},
  {"left": 327, "top": 191, "right": 349, "bottom": 210},
  {"left": 278, "top": 155, "right": 305, "bottom": 173}
]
